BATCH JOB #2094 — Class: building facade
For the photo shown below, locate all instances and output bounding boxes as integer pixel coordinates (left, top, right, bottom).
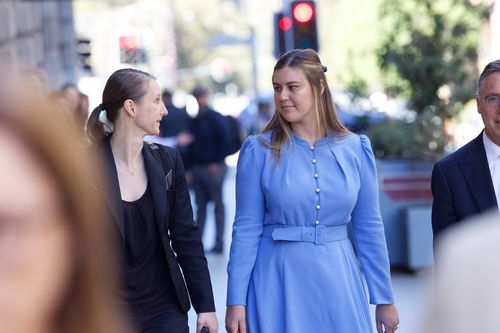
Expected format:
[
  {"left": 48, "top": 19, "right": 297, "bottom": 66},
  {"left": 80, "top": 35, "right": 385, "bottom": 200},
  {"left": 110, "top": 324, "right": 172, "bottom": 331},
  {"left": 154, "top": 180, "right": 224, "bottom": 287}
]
[{"left": 0, "top": 0, "right": 76, "bottom": 88}]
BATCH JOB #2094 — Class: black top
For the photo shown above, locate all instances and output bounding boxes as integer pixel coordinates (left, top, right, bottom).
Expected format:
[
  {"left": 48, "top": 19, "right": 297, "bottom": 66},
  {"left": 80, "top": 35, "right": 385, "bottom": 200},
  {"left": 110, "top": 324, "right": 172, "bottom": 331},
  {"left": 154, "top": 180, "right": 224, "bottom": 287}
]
[
  {"left": 120, "top": 184, "right": 179, "bottom": 322},
  {"left": 97, "top": 138, "right": 216, "bottom": 315}
]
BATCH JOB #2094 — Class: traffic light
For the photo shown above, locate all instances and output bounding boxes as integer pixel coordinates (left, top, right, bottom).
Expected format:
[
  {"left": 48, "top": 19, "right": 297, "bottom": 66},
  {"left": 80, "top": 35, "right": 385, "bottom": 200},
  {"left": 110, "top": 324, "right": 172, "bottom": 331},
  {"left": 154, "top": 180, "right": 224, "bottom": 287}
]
[
  {"left": 291, "top": 1, "right": 318, "bottom": 51},
  {"left": 76, "top": 38, "right": 92, "bottom": 72},
  {"left": 119, "top": 35, "right": 148, "bottom": 64},
  {"left": 274, "top": 12, "right": 292, "bottom": 58}
]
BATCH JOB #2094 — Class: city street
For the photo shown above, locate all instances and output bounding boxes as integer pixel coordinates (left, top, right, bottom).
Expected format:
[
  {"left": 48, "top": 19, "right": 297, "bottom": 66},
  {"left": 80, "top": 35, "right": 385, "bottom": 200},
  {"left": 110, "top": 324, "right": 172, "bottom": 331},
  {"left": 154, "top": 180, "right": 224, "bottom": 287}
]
[
  {"left": 188, "top": 166, "right": 433, "bottom": 333},
  {"left": 2, "top": 1, "right": 498, "bottom": 332}
]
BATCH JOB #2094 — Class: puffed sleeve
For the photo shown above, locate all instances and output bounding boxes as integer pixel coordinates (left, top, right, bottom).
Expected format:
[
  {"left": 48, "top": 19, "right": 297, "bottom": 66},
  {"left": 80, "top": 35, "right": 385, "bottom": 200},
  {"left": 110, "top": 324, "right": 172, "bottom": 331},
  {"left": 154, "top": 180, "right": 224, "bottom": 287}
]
[
  {"left": 351, "top": 135, "right": 394, "bottom": 304},
  {"left": 226, "top": 135, "right": 266, "bottom": 306}
]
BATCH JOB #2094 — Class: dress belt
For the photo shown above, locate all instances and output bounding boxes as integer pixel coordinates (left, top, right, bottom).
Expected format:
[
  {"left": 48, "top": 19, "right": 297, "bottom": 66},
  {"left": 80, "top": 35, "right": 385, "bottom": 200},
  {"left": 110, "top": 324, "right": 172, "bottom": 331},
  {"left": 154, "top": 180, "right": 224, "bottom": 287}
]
[{"left": 262, "top": 224, "right": 348, "bottom": 245}]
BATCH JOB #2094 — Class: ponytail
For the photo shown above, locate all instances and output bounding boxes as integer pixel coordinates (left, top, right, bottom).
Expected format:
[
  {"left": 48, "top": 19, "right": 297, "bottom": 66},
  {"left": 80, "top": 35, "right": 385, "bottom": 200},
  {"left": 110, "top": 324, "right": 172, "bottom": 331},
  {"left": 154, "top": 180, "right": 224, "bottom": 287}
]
[{"left": 86, "top": 104, "right": 109, "bottom": 145}]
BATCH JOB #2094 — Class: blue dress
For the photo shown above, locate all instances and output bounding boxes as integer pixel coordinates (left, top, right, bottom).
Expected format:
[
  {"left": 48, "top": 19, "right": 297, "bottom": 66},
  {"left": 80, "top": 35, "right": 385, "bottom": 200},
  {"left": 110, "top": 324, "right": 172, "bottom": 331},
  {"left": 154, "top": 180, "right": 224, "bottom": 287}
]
[{"left": 227, "top": 132, "right": 394, "bottom": 333}]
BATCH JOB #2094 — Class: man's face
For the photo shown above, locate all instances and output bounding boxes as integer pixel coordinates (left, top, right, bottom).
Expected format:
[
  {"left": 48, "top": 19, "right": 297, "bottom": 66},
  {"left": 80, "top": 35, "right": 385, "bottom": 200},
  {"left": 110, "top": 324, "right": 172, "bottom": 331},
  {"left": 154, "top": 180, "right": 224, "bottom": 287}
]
[
  {"left": 196, "top": 93, "right": 209, "bottom": 110},
  {"left": 476, "top": 72, "right": 500, "bottom": 146}
]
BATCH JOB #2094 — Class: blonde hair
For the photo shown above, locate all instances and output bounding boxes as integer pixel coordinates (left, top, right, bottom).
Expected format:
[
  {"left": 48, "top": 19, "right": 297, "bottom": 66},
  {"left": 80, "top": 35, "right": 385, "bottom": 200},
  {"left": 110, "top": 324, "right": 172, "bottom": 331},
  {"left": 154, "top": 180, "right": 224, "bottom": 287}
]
[
  {"left": 0, "top": 86, "right": 129, "bottom": 333},
  {"left": 262, "top": 49, "right": 350, "bottom": 163}
]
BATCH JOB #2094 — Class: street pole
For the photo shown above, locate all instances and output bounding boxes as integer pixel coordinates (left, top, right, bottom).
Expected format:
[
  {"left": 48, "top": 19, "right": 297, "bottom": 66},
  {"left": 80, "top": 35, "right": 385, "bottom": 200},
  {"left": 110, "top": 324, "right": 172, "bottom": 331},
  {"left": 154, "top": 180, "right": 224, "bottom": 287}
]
[
  {"left": 283, "top": 0, "right": 294, "bottom": 53},
  {"left": 249, "top": 26, "right": 260, "bottom": 102}
]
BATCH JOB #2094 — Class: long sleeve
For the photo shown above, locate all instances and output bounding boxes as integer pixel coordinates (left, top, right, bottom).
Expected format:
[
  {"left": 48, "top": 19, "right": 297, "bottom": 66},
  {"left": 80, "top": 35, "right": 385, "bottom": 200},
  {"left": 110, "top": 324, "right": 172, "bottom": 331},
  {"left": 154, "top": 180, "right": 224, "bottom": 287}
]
[
  {"left": 226, "top": 136, "right": 266, "bottom": 306},
  {"left": 351, "top": 135, "right": 394, "bottom": 305},
  {"left": 168, "top": 147, "right": 216, "bottom": 313},
  {"left": 431, "top": 161, "right": 456, "bottom": 239}
]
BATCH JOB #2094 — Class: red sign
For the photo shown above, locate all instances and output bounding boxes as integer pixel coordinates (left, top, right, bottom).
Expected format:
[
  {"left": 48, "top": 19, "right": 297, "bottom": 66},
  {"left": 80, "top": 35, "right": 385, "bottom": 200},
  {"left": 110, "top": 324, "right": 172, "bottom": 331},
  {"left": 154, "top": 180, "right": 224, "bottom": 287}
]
[{"left": 381, "top": 175, "right": 432, "bottom": 201}]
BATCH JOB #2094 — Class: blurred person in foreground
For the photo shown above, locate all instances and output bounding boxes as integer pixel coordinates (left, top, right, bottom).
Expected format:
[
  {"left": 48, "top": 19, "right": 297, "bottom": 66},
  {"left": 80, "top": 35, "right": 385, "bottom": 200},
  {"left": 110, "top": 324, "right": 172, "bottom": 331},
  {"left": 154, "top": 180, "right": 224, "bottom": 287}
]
[
  {"left": 225, "top": 49, "right": 399, "bottom": 333},
  {"left": 422, "top": 209, "right": 500, "bottom": 332},
  {"left": 187, "top": 85, "right": 228, "bottom": 254},
  {"left": 86, "top": 68, "right": 217, "bottom": 333},
  {"left": 432, "top": 59, "right": 500, "bottom": 241},
  {"left": 0, "top": 86, "right": 129, "bottom": 333}
]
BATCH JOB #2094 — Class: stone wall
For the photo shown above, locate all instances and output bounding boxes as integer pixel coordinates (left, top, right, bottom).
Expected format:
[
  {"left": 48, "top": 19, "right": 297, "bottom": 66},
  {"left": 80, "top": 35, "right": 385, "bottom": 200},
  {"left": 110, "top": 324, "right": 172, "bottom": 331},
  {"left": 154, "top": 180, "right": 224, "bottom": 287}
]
[{"left": 0, "top": 0, "right": 76, "bottom": 88}]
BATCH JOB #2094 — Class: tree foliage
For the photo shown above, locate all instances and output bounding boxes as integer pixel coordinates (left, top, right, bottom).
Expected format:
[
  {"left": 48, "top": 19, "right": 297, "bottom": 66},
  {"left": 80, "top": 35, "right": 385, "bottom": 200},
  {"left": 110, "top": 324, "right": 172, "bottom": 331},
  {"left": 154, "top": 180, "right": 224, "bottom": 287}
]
[
  {"left": 374, "top": 0, "right": 490, "bottom": 158},
  {"left": 171, "top": 0, "right": 251, "bottom": 91}
]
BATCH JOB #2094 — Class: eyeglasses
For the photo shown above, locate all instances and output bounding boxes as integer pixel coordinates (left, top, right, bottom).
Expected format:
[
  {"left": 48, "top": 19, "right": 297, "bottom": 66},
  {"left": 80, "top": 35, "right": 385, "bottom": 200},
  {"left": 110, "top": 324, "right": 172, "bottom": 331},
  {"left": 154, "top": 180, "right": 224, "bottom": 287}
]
[{"left": 483, "top": 95, "right": 500, "bottom": 108}]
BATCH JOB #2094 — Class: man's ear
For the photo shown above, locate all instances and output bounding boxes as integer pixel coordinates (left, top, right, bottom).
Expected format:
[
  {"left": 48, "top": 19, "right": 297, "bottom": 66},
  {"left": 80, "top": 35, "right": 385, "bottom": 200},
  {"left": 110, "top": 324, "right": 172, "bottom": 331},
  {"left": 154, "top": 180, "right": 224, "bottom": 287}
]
[
  {"left": 123, "top": 99, "right": 135, "bottom": 117},
  {"left": 475, "top": 94, "right": 482, "bottom": 115}
]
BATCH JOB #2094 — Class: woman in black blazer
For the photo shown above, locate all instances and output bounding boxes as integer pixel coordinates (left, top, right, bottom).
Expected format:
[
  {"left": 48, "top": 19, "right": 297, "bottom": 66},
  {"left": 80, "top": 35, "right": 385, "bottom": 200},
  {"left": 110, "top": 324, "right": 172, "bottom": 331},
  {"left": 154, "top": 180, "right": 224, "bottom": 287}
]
[{"left": 86, "top": 68, "right": 218, "bottom": 333}]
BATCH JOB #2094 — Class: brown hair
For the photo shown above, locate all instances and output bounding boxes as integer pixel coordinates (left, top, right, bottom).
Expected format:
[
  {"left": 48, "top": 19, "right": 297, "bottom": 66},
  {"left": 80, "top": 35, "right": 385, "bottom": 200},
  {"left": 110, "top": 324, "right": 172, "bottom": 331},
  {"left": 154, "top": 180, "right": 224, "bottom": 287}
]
[
  {"left": 0, "top": 86, "right": 129, "bottom": 333},
  {"left": 262, "top": 49, "right": 350, "bottom": 163},
  {"left": 86, "top": 68, "right": 155, "bottom": 144}
]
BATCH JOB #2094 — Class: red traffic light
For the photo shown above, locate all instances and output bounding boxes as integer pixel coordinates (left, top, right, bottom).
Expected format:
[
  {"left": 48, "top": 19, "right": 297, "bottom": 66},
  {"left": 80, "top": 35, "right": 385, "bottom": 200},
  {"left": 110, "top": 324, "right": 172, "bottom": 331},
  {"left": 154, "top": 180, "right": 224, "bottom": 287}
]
[
  {"left": 119, "top": 36, "right": 139, "bottom": 50},
  {"left": 293, "top": 2, "right": 314, "bottom": 23},
  {"left": 279, "top": 16, "right": 292, "bottom": 31}
]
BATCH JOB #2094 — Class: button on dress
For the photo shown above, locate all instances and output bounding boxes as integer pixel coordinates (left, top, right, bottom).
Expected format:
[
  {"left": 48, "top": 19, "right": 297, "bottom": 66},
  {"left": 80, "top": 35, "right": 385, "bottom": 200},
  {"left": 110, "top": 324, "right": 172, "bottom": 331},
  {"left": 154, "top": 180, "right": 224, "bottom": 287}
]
[{"left": 227, "top": 132, "right": 394, "bottom": 333}]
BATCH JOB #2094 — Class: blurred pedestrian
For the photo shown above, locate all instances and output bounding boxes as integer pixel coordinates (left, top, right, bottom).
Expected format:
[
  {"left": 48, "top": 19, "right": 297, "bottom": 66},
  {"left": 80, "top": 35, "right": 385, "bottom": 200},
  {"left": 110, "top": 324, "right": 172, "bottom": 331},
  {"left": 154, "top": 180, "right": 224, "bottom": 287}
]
[
  {"left": 0, "top": 87, "right": 129, "bottom": 333},
  {"left": 60, "top": 83, "right": 89, "bottom": 137},
  {"left": 159, "top": 90, "right": 193, "bottom": 147},
  {"left": 86, "top": 69, "right": 218, "bottom": 333},
  {"left": 225, "top": 49, "right": 399, "bottom": 333},
  {"left": 255, "top": 99, "right": 274, "bottom": 133},
  {"left": 238, "top": 96, "right": 274, "bottom": 137},
  {"left": 432, "top": 59, "right": 500, "bottom": 240},
  {"left": 422, "top": 210, "right": 500, "bottom": 332},
  {"left": 187, "top": 85, "right": 228, "bottom": 254},
  {"left": 147, "top": 90, "right": 194, "bottom": 166}
]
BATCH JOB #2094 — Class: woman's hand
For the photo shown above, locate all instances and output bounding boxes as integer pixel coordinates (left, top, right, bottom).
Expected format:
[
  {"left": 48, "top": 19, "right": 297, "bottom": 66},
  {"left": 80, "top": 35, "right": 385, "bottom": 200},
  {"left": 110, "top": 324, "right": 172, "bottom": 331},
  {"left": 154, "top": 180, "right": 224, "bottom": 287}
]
[
  {"left": 376, "top": 303, "right": 400, "bottom": 333},
  {"left": 225, "top": 305, "right": 246, "bottom": 333},
  {"left": 197, "top": 312, "right": 218, "bottom": 333}
]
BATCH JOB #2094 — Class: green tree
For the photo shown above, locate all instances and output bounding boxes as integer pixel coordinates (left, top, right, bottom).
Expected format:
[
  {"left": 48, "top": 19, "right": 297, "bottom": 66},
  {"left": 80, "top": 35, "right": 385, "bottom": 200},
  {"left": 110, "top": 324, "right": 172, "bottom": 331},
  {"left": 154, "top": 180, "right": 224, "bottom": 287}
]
[
  {"left": 374, "top": 0, "right": 490, "bottom": 159},
  {"left": 171, "top": 0, "right": 251, "bottom": 92}
]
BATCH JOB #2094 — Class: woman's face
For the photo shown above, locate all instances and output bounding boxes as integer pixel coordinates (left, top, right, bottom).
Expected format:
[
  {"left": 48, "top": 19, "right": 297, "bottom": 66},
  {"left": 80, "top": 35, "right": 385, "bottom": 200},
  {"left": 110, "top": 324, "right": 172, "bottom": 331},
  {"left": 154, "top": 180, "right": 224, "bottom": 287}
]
[
  {"left": 134, "top": 79, "right": 167, "bottom": 136},
  {"left": 273, "top": 66, "right": 317, "bottom": 127},
  {"left": 0, "top": 125, "right": 73, "bottom": 332}
]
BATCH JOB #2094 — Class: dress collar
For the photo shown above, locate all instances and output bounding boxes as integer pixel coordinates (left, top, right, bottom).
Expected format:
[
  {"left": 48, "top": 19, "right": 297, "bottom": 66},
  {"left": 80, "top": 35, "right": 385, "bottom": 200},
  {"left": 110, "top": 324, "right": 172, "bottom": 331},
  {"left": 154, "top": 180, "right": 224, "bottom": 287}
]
[{"left": 291, "top": 132, "right": 332, "bottom": 147}]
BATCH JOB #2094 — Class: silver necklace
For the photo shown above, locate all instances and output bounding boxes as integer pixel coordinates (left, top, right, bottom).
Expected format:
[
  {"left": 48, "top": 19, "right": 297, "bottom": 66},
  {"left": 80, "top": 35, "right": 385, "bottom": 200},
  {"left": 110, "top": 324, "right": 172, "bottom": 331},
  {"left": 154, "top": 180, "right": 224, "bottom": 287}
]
[{"left": 117, "top": 156, "right": 141, "bottom": 176}]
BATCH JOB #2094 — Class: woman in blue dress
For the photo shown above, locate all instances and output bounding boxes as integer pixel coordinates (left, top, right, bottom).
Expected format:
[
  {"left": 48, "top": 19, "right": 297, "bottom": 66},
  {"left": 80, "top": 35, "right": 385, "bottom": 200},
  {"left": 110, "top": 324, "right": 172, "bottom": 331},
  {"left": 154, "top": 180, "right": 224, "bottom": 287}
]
[{"left": 225, "top": 49, "right": 399, "bottom": 333}]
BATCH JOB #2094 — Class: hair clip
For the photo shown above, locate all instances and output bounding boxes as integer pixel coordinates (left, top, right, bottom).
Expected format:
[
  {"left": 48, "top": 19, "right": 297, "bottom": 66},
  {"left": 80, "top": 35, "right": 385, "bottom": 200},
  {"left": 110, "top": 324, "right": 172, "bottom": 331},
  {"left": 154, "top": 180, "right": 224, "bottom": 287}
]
[{"left": 322, "top": 65, "right": 328, "bottom": 73}]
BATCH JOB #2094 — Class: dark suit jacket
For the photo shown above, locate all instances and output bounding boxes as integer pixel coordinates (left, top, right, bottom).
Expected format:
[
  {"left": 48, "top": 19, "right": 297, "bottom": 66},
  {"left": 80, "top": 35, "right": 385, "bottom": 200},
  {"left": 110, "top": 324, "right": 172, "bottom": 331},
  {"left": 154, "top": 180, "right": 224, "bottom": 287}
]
[
  {"left": 95, "top": 137, "right": 215, "bottom": 314},
  {"left": 431, "top": 131, "right": 498, "bottom": 239}
]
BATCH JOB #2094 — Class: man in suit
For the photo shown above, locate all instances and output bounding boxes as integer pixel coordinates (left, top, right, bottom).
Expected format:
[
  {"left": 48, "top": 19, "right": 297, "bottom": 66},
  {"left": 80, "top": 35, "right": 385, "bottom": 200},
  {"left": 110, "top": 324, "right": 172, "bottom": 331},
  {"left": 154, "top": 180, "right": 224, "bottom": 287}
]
[{"left": 431, "top": 59, "right": 500, "bottom": 240}]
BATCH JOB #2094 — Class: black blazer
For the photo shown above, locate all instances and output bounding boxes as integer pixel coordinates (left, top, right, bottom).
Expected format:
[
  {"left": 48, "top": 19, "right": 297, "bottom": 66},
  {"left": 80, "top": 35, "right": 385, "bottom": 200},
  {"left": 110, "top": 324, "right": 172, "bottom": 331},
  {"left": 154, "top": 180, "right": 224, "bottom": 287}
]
[
  {"left": 96, "top": 137, "right": 215, "bottom": 314},
  {"left": 431, "top": 131, "right": 498, "bottom": 239}
]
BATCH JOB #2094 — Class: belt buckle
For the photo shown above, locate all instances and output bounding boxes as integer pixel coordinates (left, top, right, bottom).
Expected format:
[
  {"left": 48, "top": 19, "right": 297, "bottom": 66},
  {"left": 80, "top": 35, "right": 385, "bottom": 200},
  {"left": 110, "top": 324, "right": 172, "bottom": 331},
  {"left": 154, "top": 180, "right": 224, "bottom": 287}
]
[{"left": 315, "top": 225, "right": 326, "bottom": 245}]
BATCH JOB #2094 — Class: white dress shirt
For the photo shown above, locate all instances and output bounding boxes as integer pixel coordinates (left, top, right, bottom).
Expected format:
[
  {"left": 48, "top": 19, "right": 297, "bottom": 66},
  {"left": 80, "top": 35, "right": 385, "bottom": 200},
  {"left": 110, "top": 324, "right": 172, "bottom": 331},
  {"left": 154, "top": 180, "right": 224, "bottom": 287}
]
[{"left": 483, "top": 131, "right": 500, "bottom": 212}]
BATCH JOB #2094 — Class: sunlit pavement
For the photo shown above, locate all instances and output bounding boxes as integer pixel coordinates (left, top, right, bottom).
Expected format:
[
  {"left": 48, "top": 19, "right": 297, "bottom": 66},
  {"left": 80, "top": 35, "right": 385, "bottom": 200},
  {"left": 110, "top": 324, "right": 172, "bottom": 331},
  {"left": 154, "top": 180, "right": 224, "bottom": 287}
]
[{"left": 188, "top": 167, "right": 433, "bottom": 333}]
